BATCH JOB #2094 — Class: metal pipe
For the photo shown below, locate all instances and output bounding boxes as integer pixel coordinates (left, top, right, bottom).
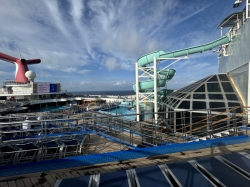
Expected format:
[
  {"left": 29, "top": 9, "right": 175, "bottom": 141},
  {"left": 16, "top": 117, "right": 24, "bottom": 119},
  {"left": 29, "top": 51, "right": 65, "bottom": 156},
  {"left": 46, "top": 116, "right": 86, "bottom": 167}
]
[
  {"left": 154, "top": 57, "right": 158, "bottom": 123},
  {"left": 135, "top": 62, "right": 140, "bottom": 121}
]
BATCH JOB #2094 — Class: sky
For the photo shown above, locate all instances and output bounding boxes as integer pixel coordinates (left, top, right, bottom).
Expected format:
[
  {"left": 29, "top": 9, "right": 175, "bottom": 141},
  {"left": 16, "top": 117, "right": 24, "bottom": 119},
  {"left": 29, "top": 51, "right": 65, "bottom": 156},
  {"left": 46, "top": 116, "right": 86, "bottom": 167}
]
[{"left": 0, "top": 0, "right": 244, "bottom": 91}]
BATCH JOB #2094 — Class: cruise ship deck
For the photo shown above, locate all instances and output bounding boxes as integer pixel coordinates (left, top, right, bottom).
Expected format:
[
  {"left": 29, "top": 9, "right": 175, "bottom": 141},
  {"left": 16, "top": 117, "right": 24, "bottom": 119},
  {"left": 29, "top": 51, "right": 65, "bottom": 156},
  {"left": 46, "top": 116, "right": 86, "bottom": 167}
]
[{"left": 1, "top": 135, "right": 250, "bottom": 187}]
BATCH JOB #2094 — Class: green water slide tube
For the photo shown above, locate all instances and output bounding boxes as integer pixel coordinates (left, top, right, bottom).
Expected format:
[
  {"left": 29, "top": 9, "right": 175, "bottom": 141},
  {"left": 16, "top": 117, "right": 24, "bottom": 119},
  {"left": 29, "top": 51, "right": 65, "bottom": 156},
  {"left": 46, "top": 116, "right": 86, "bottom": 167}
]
[
  {"left": 133, "top": 69, "right": 176, "bottom": 92},
  {"left": 137, "top": 35, "right": 231, "bottom": 67},
  {"left": 158, "top": 69, "right": 176, "bottom": 79},
  {"left": 133, "top": 78, "right": 167, "bottom": 92},
  {"left": 158, "top": 89, "right": 173, "bottom": 96}
]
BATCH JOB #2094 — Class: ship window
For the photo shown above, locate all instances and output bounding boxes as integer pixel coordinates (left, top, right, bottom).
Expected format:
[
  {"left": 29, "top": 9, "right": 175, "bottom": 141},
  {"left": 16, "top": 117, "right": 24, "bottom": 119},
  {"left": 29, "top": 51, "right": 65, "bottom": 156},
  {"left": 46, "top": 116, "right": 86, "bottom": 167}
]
[
  {"left": 219, "top": 74, "right": 229, "bottom": 81},
  {"left": 193, "top": 94, "right": 206, "bottom": 99},
  {"left": 208, "top": 75, "right": 218, "bottom": 82},
  {"left": 195, "top": 85, "right": 205, "bottom": 92},
  {"left": 208, "top": 94, "right": 223, "bottom": 100},
  {"left": 207, "top": 83, "right": 221, "bottom": 92},
  {"left": 178, "top": 101, "right": 190, "bottom": 109},
  {"left": 193, "top": 101, "right": 206, "bottom": 109},
  {"left": 221, "top": 82, "right": 234, "bottom": 92},
  {"left": 226, "top": 94, "right": 238, "bottom": 101}
]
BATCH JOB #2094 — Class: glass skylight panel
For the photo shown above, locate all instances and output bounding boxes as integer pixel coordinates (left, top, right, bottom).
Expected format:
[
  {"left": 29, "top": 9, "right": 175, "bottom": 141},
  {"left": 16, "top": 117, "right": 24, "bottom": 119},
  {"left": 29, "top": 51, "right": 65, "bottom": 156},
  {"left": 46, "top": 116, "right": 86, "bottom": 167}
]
[
  {"left": 225, "top": 94, "right": 238, "bottom": 101},
  {"left": 207, "top": 83, "right": 221, "bottom": 92},
  {"left": 208, "top": 94, "right": 224, "bottom": 100},
  {"left": 173, "top": 99, "right": 181, "bottom": 107},
  {"left": 168, "top": 91, "right": 180, "bottom": 97},
  {"left": 218, "top": 74, "right": 229, "bottom": 81},
  {"left": 176, "top": 93, "right": 184, "bottom": 98},
  {"left": 192, "top": 101, "right": 206, "bottom": 109},
  {"left": 163, "top": 73, "right": 242, "bottom": 111},
  {"left": 178, "top": 101, "right": 190, "bottom": 109},
  {"left": 207, "top": 75, "right": 218, "bottom": 82},
  {"left": 228, "top": 102, "right": 241, "bottom": 107},
  {"left": 221, "top": 82, "right": 235, "bottom": 92},
  {"left": 228, "top": 102, "right": 242, "bottom": 113},
  {"left": 194, "top": 84, "right": 205, "bottom": 92},
  {"left": 209, "top": 102, "right": 226, "bottom": 109},
  {"left": 193, "top": 94, "right": 206, "bottom": 99}
]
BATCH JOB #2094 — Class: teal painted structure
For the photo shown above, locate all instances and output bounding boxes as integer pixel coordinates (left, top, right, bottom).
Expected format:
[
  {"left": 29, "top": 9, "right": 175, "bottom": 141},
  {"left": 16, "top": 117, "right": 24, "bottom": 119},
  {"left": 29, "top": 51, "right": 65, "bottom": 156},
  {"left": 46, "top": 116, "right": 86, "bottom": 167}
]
[
  {"left": 137, "top": 35, "right": 231, "bottom": 67},
  {"left": 133, "top": 69, "right": 176, "bottom": 92},
  {"left": 133, "top": 35, "right": 231, "bottom": 101}
]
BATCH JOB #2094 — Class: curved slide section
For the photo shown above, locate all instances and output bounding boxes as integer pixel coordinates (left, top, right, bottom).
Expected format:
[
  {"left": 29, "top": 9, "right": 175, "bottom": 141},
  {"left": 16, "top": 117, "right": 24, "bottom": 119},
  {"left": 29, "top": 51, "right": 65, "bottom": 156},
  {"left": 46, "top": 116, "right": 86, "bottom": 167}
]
[
  {"left": 133, "top": 69, "right": 176, "bottom": 92},
  {"left": 137, "top": 35, "right": 231, "bottom": 67},
  {"left": 133, "top": 78, "right": 167, "bottom": 92},
  {"left": 134, "top": 35, "right": 231, "bottom": 102}
]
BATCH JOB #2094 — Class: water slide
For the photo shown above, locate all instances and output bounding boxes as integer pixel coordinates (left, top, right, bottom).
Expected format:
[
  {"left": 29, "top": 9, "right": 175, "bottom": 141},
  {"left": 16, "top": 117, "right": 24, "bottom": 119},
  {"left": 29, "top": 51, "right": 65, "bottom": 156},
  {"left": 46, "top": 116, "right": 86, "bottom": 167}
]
[{"left": 133, "top": 35, "right": 231, "bottom": 94}]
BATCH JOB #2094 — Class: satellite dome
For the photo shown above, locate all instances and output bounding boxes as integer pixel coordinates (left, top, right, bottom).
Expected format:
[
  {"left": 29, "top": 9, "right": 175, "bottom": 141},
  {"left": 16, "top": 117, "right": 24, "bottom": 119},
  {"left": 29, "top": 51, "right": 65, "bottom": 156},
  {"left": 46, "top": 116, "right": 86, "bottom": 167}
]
[{"left": 25, "top": 71, "right": 36, "bottom": 80}]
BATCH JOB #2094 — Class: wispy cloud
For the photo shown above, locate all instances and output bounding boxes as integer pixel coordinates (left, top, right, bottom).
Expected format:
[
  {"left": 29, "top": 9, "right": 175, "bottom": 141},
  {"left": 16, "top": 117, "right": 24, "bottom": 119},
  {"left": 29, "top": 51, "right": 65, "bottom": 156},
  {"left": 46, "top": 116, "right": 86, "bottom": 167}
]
[{"left": 0, "top": 0, "right": 236, "bottom": 90}]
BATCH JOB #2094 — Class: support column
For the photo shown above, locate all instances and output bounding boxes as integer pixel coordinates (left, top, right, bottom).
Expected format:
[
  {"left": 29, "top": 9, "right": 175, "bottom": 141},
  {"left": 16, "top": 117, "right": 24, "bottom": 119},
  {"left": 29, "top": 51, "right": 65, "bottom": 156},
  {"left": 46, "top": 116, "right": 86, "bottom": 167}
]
[
  {"left": 248, "top": 63, "right": 250, "bottom": 123},
  {"left": 154, "top": 57, "right": 158, "bottom": 123},
  {"left": 135, "top": 62, "right": 140, "bottom": 121},
  {"left": 246, "top": 0, "right": 249, "bottom": 19}
]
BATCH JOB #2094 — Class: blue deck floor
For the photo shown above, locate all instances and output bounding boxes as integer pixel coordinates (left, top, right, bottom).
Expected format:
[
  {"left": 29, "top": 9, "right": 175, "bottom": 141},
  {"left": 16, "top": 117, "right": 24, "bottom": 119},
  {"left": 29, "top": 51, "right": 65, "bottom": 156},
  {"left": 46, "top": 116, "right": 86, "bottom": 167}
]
[{"left": 0, "top": 135, "right": 249, "bottom": 178}]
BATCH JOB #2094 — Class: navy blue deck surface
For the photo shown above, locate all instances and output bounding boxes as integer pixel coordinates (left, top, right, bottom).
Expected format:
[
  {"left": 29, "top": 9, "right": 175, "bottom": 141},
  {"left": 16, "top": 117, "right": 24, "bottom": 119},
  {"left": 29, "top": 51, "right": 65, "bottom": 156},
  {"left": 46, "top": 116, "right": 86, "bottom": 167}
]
[
  {"left": 222, "top": 152, "right": 250, "bottom": 174},
  {"left": 135, "top": 166, "right": 171, "bottom": 187},
  {"left": 0, "top": 135, "right": 249, "bottom": 178},
  {"left": 167, "top": 162, "right": 214, "bottom": 187},
  {"left": 197, "top": 157, "right": 250, "bottom": 187},
  {"left": 55, "top": 175, "right": 90, "bottom": 187},
  {"left": 99, "top": 170, "right": 128, "bottom": 187}
]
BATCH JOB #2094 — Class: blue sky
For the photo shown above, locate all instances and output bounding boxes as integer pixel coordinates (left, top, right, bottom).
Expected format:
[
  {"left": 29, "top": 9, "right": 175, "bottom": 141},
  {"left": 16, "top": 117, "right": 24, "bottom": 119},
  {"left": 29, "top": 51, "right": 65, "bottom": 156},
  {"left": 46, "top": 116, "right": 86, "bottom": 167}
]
[{"left": 0, "top": 0, "right": 244, "bottom": 91}]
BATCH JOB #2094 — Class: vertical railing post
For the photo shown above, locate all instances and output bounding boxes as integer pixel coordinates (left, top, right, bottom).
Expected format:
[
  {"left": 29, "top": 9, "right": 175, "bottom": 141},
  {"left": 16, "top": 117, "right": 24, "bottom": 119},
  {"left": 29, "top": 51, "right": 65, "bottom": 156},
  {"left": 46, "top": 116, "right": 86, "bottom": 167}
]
[
  {"left": 182, "top": 112, "right": 186, "bottom": 142},
  {"left": 94, "top": 113, "right": 97, "bottom": 132},
  {"left": 232, "top": 108, "right": 237, "bottom": 136},
  {"left": 129, "top": 121, "right": 132, "bottom": 145},
  {"left": 153, "top": 57, "right": 158, "bottom": 124},
  {"left": 44, "top": 120, "right": 47, "bottom": 141},
  {"left": 135, "top": 62, "right": 140, "bottom": 122},
  {"left": 207, "top": 110, "right": 212, "bottom": 139},
  {"left": 246, "top": 0, "right": 249, "bottom": 19},
  {"left": 243, "top": 109, "right": 248, "bottom": 136}
]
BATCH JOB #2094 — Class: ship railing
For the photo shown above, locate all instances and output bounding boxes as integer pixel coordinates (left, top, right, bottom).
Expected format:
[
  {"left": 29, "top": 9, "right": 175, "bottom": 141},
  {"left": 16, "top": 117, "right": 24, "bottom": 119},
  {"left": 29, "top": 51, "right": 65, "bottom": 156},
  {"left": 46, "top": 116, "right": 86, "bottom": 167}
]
[
  {"left": 227, "top": 7, "right": 248, "bottom": 39},
  {"left": 7, "top": 90, "right": 33, "bottom": 94},
  {"left": 3, "top": 80, "right": 30, "bottom": 86},
  {"left": 0, "top": 107, "right": 248, "bottom": 165},
  {"left": 83, "top": 106, "right": 249, "bottom": 145}
]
